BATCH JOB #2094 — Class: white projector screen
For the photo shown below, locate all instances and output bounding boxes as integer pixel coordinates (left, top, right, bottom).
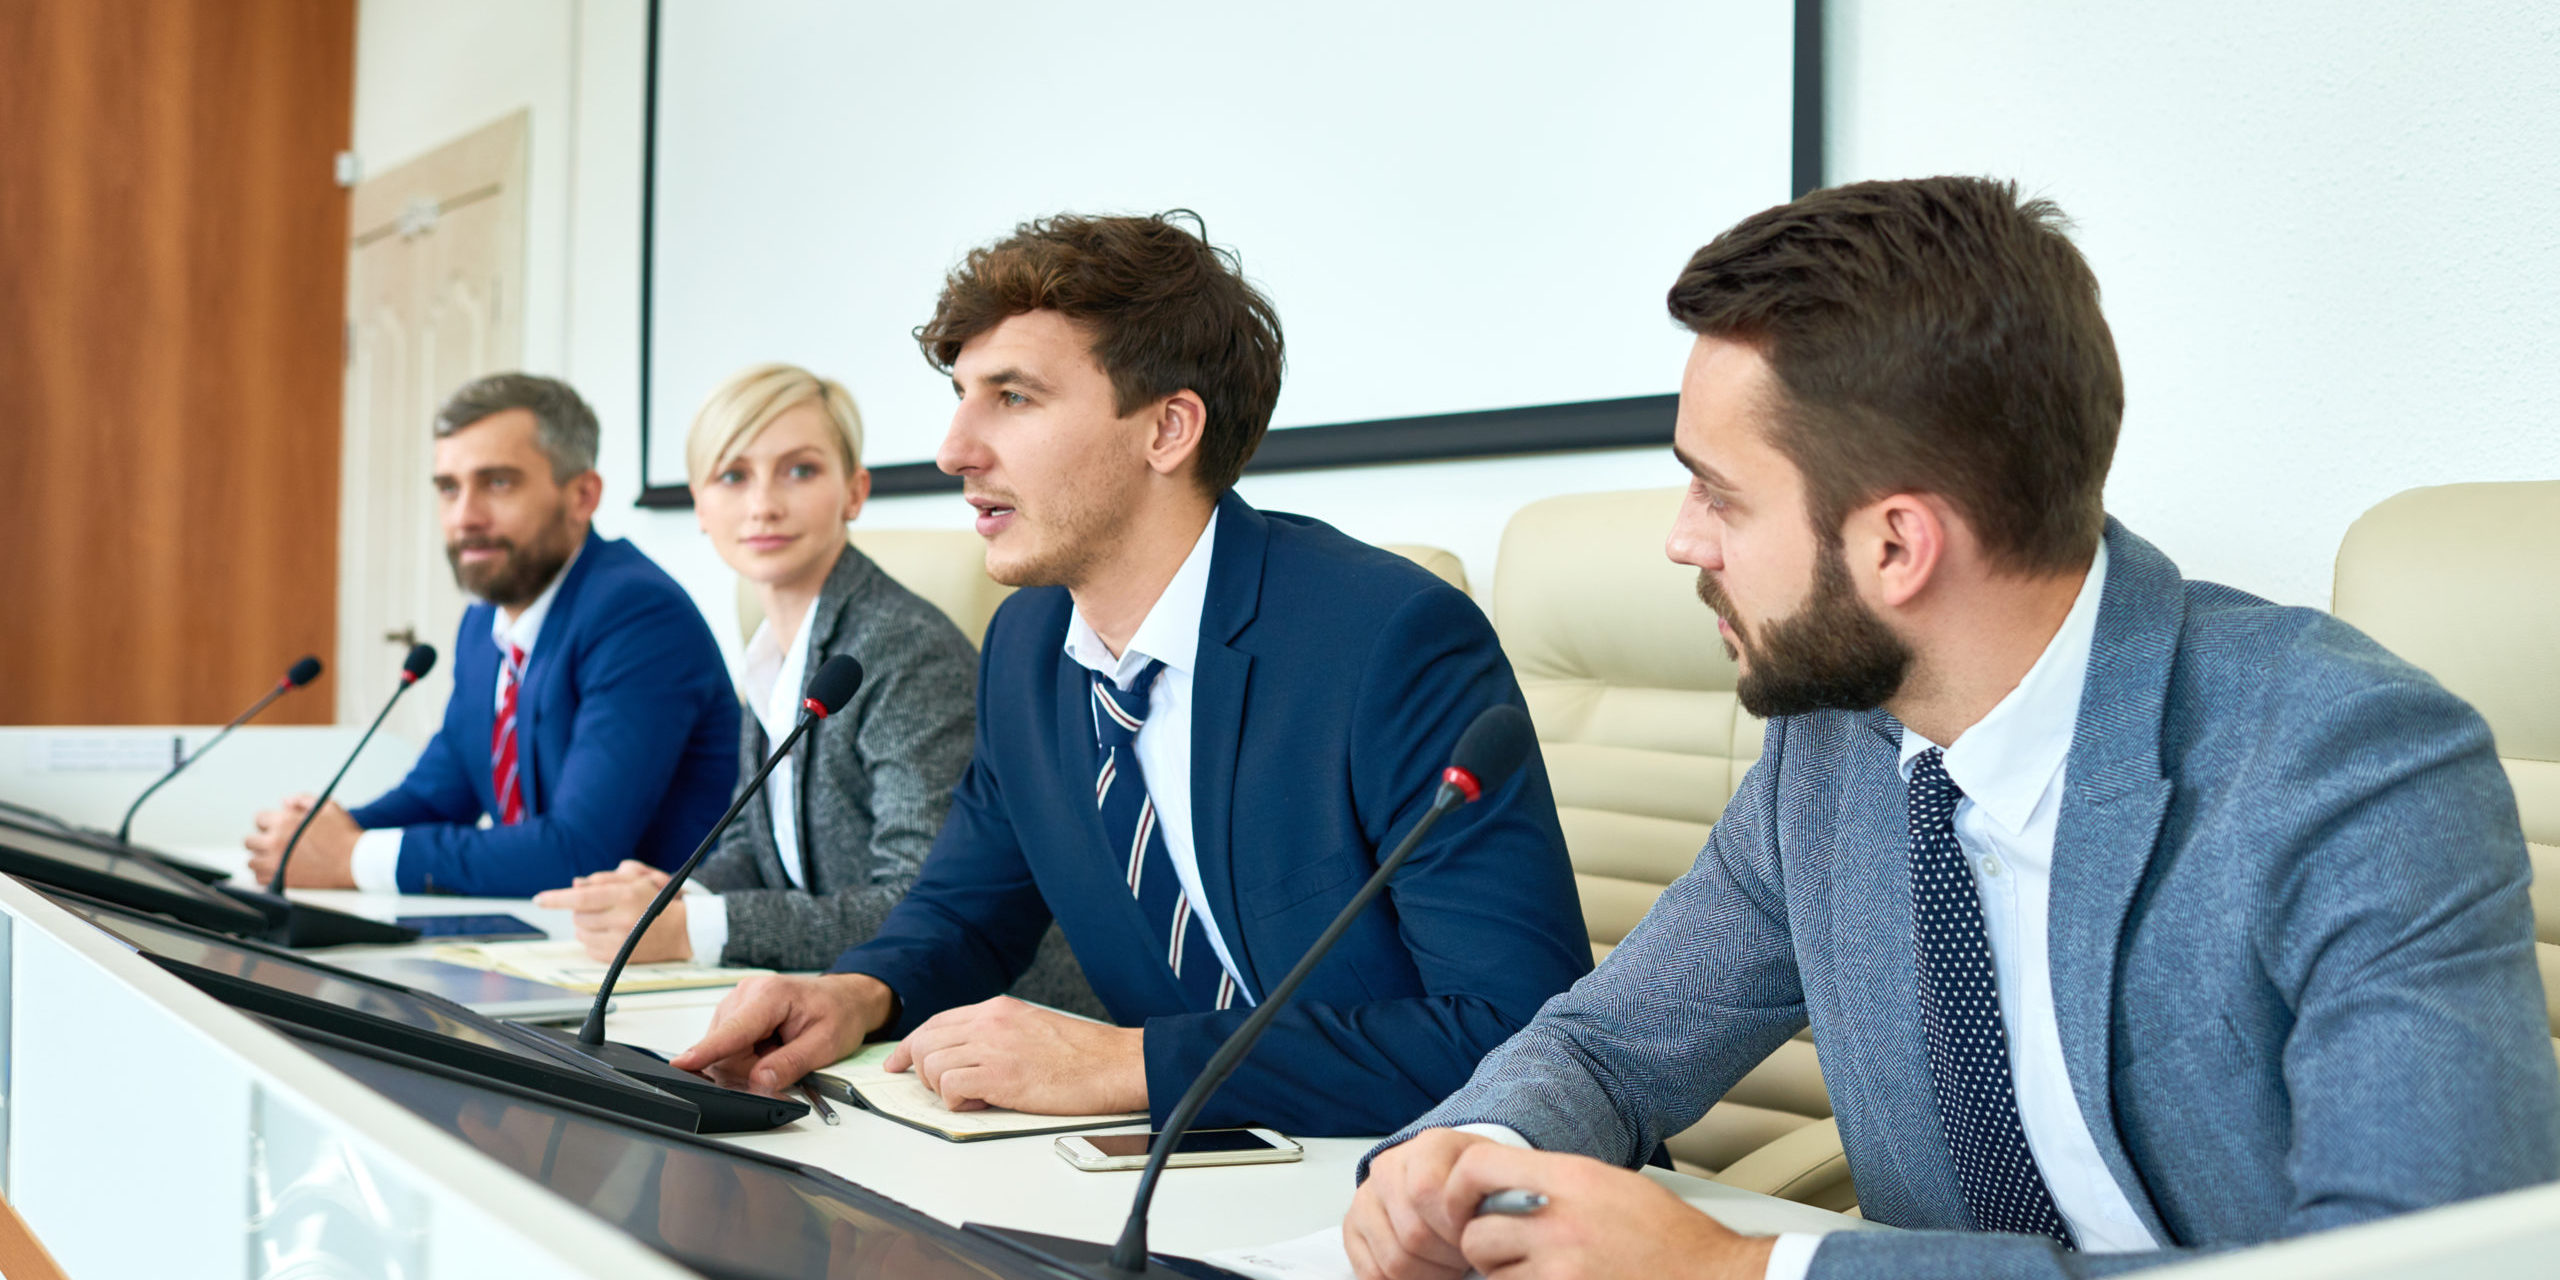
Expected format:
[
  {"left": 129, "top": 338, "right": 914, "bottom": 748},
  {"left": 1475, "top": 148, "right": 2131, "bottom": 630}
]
[{"left": 643, "top": 0, "right": 1797, "bottom": 489}]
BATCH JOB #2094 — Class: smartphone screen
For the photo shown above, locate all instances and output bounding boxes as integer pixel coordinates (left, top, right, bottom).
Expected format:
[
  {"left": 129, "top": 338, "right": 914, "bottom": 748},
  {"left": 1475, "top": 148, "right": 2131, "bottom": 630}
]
[
  {"left": 394, "top": 913, "right": 546, "bottom": 941},
  {"left": 1081, "top": 1129, "right": 1280, "bottom": 1160}
]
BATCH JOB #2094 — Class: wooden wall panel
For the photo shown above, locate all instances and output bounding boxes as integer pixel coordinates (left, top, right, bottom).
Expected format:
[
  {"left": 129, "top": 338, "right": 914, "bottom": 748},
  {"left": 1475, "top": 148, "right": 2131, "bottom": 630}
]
[{"left": 0, "top": 0, "right": 353, "bottom": 724}]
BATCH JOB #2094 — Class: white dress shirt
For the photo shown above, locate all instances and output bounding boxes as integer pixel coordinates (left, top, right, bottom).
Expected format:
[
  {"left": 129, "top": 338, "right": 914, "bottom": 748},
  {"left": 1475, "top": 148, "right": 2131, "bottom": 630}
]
[
  {"left": 1060, "top": 509, "right": 1254, "bottom": 1004},
  {"left": 1469, "top": 542, "right": 2150, "bottom": 1280},
  {"left": 681, "top": 595, "right": 821, "bottom": 961},
  {"left": 349, "top": 547, "right": 578, "bottom": 892}
]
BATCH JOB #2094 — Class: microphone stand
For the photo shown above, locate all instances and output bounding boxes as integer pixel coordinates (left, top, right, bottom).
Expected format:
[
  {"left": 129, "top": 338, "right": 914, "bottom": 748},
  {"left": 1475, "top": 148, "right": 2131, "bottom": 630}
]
[
  {"left": 119, "top": 680, "right": 294, "bottom": 844},
  {"left": 968, "top": 775, "right": 1477, "bottom": 1275},
  {"left": 265, "top": 675, "right": 418, "bottom": 895},
  {"left": 576, "top": 705, "right": 823, "bottom": 1046}
]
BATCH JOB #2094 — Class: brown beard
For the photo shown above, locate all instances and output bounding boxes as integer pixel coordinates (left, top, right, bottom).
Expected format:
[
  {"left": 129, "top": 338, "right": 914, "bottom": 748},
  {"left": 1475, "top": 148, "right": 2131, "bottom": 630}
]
[
  {"left": 1696, "top": 547, "right": 1911, "bottom": 719},
  {"left": 448, "top": 505, "right": 580, "bottom": 607}
]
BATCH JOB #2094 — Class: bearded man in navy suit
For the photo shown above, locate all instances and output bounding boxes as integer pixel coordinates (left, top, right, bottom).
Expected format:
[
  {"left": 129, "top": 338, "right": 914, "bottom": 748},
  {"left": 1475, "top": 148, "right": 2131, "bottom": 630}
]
[{"left": 676, "top": 212, "right": 1592, "bottom": 1138}]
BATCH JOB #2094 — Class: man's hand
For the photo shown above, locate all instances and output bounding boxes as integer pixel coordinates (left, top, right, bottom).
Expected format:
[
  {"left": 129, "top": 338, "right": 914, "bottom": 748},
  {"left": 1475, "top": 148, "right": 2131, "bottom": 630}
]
[
  {"left": 883, "top": 996, "right": 1147, "bottom": 1116},
  {"left": 1440, "top": 1141, "right": 1775, "bottom": 1280},
  {"left": 534, "top": 860, "right": 687, "bottom": 962},
  {"left": 671, "top": 972, "right": 895, "bottom": 1094},
  {"left": 1345, "top": 1127, "right": 1490, "bottom": 1280},
  {"left": 243, "top": 794, "right": 362, "bottom": 888}
]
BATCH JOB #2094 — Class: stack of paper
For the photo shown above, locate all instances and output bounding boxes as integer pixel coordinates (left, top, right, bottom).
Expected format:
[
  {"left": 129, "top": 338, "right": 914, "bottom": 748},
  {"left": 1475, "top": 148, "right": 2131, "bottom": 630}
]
[
  {"left": 430, "top": 938, "right": 769, "bottom": 993},
  {"left": 819, "top": 1041, "right": 1147, "bottom": 1142}
]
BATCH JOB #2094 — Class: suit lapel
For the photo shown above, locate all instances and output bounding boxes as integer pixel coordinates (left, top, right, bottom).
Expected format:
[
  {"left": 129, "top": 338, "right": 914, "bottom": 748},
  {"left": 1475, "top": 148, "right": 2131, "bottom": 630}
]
[
  {"left": 793, "top": 548, "right": 869, "bottom": 887},
  {"left": 1830, "top": 710, "right": 1971, "bottom": 1224},
  {"left": 511, "top": 531, "right": 605, "bottom": 817},
  {"left": 1188, "top": 493, "right": 1266, "bottom": 997},
  {"left": 2046, "top": 520, "right": 2183, "bottom": 1241}
]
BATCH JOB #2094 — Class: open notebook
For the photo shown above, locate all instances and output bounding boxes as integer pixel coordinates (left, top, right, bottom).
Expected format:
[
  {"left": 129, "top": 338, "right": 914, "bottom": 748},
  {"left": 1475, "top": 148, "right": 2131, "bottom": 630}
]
[
  {"left": 430, "top": 938, "right": 769, "bottom": 993},
  {"left": 815, "top": 1041, "right": 1146, "bottom": 1142}
]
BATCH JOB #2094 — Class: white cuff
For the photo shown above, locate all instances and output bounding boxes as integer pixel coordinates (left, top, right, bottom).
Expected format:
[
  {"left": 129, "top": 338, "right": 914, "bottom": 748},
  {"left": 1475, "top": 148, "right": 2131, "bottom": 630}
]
[
  {"left": 682, "top": 892, "right": 728, "bottom": 964},
  {"left": 1453, "top": 1123, "right": 1534, "bottom": 1149},
  {"left": 349, "top": 827, "right": 404, "bottom": 893},
  {"left": 1763, "top": 1233, "right": 1821, "bottom": 1280}
]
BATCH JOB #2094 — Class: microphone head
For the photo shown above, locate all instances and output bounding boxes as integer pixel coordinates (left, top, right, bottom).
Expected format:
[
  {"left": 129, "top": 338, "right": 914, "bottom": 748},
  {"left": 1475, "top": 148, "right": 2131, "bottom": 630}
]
[
  {"left": 801, "top": 655, "right": 865, "bottom": 718},
  {"left": 285, "top": 655, "right": 324, "bottom": 687},
  {"left": 401, "top": 643, "right": 439, "bottom": 683},
  {"left": 1443, "top": 705, "right": 1536, "bottom": 803}
]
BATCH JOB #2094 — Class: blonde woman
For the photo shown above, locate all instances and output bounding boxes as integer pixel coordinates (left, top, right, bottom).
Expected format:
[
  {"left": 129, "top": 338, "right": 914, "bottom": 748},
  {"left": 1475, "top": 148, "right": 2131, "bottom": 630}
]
[{"left": 539, "top": 364, "right": 1094, "bottom": 1010}]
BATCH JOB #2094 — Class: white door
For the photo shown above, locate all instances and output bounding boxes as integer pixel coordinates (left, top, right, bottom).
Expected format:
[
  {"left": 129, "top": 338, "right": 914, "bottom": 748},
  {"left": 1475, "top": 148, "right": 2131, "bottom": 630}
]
[{"left": 338, "top": 112, "right": 528, "bottom": 740}]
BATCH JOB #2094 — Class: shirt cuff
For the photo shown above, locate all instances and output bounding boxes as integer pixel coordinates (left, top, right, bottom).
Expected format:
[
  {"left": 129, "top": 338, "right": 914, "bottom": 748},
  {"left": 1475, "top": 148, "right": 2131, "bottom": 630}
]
[
  {"left": 1453, "top": 1123, "right": 1534, "bottom": 1149},
  {"left": 1763, "top": 1233, "right": 1821, "bottom": 1280},
  {"left": 349, "top": 827, "right": 404, "bottom": 893},
  {"left": 683, "top": 892, "right": 729, "bottom": 964}
]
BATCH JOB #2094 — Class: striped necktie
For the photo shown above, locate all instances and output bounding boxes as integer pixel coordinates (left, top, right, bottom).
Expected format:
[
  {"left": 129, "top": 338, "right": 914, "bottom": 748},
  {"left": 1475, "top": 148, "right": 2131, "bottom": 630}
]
[
  {"left": 1091, "top": 662, "right": 1243, "bottom": 1012},
  {"left": 1908, "top": 747, "right": 2074, "bottom": 1248},
  {"left": 491, "top": 643, "right": 527, "bottom": 825}
]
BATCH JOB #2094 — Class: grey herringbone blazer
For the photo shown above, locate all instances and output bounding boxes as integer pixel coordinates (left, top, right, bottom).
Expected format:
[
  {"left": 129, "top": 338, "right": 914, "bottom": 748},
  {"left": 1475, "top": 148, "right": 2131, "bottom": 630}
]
[
  {"left": 695, "top": 545, "right": 1100, "bottom": 1016},
  {"left": 1377, "top": 520, "right": 2559, "bottom": 1278}
]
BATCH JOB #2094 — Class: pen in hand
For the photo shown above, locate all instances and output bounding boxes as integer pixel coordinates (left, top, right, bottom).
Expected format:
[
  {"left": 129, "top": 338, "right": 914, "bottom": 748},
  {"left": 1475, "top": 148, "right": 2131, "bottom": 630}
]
[{"left": 1474, "top": 1189, "right": 1548, "bottom": 1216}]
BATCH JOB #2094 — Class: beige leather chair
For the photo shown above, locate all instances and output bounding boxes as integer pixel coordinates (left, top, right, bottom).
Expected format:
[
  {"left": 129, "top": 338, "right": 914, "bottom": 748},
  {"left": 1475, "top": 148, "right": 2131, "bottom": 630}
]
[
  {"left": 735, "top": 529, "right": 1017, "bottom": 647},
  {"left": 2332, "top": 481, "right": 2560, "bottom": 1070},
  {"left": 1492, "top": 489, "right": 1851, "bottom": 1210},
  {"left": 737, "top": 532, "right": 1470, "bottom": 645}
]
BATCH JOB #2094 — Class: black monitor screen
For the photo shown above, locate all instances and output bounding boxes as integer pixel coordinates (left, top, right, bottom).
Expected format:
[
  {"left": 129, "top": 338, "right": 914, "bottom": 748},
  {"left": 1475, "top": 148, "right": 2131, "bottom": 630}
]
[
  {"left": 62, "top": 899, "right": 553, "bottom": 1065},
  {"left": 305, "top": 1039, "right": 1014, "bottom": 1280},
  {"left": 0, "top": 826, "right": 222, "bottom": 897}
]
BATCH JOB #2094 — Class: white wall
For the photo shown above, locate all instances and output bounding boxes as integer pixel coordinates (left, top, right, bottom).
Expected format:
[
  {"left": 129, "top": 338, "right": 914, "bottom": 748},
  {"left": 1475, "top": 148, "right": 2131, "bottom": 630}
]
[
  {"left": 353, "top": 0, "right": 2560, "bottom": 652},
  {"left": 1827, "top": 0, "right": 2560, "bottom": 607}
]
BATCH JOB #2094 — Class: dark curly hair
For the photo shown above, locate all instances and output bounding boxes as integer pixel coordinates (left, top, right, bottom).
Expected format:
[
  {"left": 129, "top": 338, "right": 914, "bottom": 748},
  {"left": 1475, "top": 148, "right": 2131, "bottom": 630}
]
[
  {"left": 915, "top": 210, "right": 1285, "bottom": 495},
  {"left": 1670, "top": 176, "right": 2123, "bottom": 574}
]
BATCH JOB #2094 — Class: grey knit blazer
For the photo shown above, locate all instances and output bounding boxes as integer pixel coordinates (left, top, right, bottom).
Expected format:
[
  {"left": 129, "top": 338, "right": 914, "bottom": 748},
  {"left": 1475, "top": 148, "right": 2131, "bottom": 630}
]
[{"left": 695, "top": 545, "right": 1100, "bottom": 1016}]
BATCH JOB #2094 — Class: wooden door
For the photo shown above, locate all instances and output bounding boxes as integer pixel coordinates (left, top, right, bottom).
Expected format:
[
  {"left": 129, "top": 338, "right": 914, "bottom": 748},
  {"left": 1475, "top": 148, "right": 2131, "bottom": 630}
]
[
  {"left": 0, "top": 0, "right": 355, "bottom": 724},
  {"left": 338, "top": 113, "right": 528, "bottom": 738}
]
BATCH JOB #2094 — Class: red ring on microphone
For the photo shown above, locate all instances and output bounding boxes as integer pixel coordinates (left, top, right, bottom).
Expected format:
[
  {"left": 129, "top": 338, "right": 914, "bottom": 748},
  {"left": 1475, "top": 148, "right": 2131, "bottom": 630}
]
[
  {"left": 802, "top": 696, "right": 833, "bottom": 720},
  {"left": 1441, "top": 765, "right": 1482, "bottom": 803}
]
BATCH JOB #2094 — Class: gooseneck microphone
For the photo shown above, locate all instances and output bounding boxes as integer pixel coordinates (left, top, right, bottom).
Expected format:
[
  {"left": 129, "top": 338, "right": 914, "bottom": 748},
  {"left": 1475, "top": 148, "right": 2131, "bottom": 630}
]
[
  {"left": 972, "top": 703, "right": 1539, "bottom": 1276},
  {"left": 118, "top": 655, "right": 323, "bottom": 843},
  {"left": 574, "top": 654, "right": 865, "bottom": 1048},
  {"left": 266, "top": 644, "right": 435, "bottom": 894}
]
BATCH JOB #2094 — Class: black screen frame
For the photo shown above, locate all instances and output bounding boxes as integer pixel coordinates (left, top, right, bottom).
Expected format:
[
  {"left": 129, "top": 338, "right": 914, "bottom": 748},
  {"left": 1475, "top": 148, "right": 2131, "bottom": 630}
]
[
  {"left": 44, "top": 888, "right": 700, "bottom": 1132},
  {"left": 0, "top": 824, "right": 269, "bottom": 935},
  {"left": 276, "top": 1019, "right": 1044, "bottom": 1280}
]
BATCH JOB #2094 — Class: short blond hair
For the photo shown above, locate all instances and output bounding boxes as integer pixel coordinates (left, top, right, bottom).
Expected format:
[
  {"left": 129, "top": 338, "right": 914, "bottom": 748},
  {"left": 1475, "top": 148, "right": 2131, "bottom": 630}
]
[{"left": 684, "top": 362, "right": 865, "bottom": 487}]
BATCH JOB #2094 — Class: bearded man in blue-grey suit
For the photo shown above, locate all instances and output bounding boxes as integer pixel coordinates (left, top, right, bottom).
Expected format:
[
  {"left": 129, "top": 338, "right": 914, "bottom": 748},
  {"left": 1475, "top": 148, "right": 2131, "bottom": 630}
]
[{"left": 1347, "top": 176, "right": 2559, "bottom": 1280}]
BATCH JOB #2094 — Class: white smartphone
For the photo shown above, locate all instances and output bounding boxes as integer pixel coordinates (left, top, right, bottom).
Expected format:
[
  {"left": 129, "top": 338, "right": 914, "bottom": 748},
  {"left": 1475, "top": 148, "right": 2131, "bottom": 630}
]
[{"left": 1054, "top": 1127, "right": 1303, "bottom": 1172}]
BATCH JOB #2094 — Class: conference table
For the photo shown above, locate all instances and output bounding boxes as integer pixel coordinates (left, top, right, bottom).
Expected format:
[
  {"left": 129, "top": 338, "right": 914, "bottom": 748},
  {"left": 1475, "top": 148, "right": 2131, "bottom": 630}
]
[{"left": 6, "top": 846, "right": 1872, "bottom": 1278}]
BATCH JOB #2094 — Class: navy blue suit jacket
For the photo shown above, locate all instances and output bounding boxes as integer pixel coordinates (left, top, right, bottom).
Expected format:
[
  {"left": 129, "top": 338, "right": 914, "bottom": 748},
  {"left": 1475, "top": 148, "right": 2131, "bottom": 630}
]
[
  {"left": 350, "top": 531, "right": 739, "bottom": 896},
  {"left": 835, "top": 494, "right": 1592, "bottom": 1136}
]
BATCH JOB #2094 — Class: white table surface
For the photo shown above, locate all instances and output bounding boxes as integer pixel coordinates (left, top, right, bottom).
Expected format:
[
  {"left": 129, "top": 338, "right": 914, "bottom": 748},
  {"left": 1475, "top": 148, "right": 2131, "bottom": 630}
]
[{"left": 172, "top": 843, "right": 1873, "bottom": 1262}]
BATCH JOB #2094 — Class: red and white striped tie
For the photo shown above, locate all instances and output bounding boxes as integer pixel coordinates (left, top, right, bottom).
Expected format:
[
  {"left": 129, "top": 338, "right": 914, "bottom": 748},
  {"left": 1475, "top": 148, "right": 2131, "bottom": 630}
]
[{"left": 491, "top": 643, "right": 527, "bottom": 825}]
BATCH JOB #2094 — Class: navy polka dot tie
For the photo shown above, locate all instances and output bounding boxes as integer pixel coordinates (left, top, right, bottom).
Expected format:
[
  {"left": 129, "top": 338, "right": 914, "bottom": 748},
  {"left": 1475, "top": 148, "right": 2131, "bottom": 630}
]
[
  {"left": 1908, "top": 748, "right": 2076, "bottom": 1248},
  {"left": 1092, "top": 663, "right": 1243, "bottom": 1012}
]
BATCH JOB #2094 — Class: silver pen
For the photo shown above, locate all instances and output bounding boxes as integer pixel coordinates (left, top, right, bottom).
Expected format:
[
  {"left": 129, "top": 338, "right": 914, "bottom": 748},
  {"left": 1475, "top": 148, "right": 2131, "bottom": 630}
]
[
  {"left": 800, "top": 1080, "right": 840, "bottom": 1125},
  {"left": 1474, "top": 1189, "right": 1548, "bottom": 1216}
]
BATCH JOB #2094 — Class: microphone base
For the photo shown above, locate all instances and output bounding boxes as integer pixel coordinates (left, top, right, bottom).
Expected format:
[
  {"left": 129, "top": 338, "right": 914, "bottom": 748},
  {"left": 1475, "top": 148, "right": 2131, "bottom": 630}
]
[
  {"left": 220, "top": 887, "right": 421, "bottom": 948},
  {"left": 958, "top": 1224, "right": 1246, "bottom": 1279},
  {"left": 526, "top": 1028, "right": 808, "bottom": 1134}
]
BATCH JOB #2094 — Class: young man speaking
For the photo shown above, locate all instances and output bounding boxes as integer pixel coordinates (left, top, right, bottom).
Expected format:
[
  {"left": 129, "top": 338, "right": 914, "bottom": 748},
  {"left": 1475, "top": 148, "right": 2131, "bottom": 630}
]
[
  {"left": 675, "top": 213, "right": 1591, "bottom": 1137},
  {"left": 1347, "top": 177, "right": 2558, "bottom": 1278}
]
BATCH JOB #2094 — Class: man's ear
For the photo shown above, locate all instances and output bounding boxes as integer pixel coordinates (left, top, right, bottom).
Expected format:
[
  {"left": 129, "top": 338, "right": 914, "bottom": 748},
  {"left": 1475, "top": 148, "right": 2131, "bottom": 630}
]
[
  {"left": 1142, "top": 390, "right": 1209, "bottom": 481},
  {"left": 565, "top": 469, "right": 606, "bottom": 524},
  {"left": 1856, "top": 494, "right": 1947, "bottom": 609}
]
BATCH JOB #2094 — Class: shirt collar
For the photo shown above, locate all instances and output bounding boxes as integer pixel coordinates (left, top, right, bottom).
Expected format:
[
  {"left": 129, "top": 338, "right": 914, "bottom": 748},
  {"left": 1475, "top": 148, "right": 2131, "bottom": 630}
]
[
  {"left": 1063, "top": 508, "right": 1219, "bottom": 690},
  {"left": 490, "top": 541, "right": 583, "bottom": 658},
  {"left": 742, "top": 596, "right": 822, "bottom": 726},
  {"left": 1897, "top": 539, "right": 2110, "bottom": 838}
]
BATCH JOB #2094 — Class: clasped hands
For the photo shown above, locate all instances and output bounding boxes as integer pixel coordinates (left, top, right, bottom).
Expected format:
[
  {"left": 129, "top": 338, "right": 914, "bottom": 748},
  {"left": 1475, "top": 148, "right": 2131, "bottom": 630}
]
[
  {"left": 1344, "top": 1128, "right": 1775, "bottom": 1280},
  {"left": 671, "top": 974, "right": 1147, "bottom": 1116},
  {"left": 243, "top": 793, "right": 362, "bottom": 888},
  {"left": 534, "top": 860, "right": 691, "bottom": 962}
]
